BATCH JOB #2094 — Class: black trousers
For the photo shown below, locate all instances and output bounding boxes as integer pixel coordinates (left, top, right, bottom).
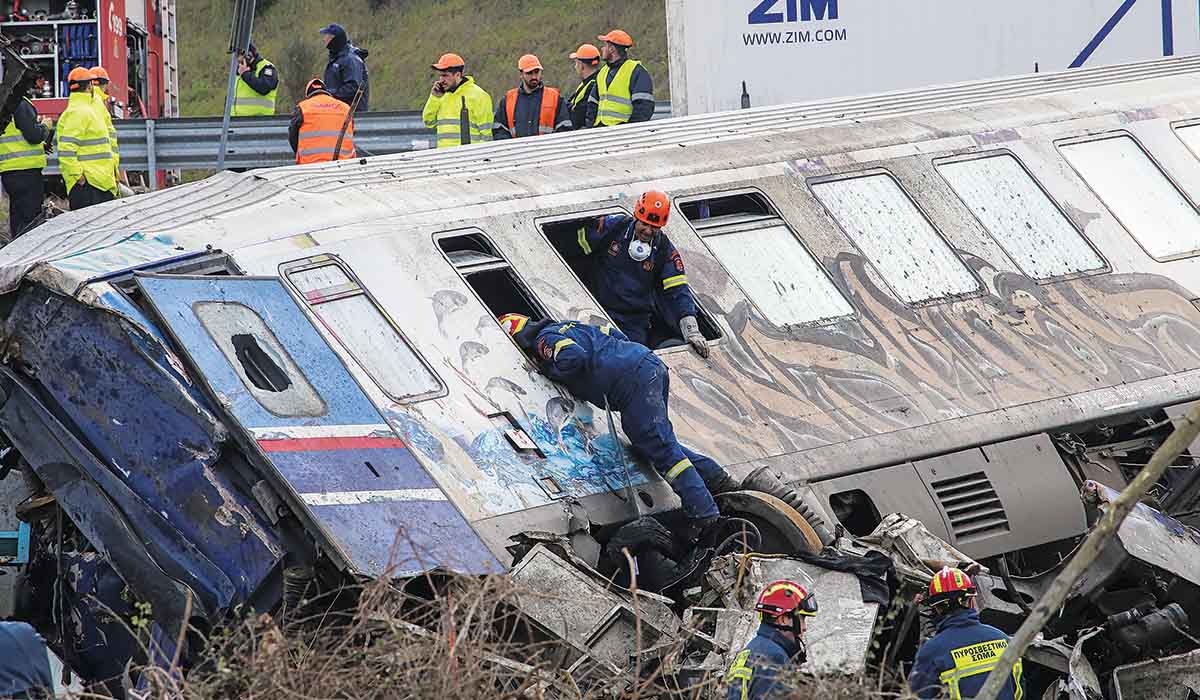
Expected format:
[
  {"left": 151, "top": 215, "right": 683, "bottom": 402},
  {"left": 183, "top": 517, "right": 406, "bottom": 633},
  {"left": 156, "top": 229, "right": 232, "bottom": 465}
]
[
  {"left": 68, "top": 182, "right": 114, "bottom": 211},
  {"left": 1, "top": 169, "right": 44, "bottom": 238}
]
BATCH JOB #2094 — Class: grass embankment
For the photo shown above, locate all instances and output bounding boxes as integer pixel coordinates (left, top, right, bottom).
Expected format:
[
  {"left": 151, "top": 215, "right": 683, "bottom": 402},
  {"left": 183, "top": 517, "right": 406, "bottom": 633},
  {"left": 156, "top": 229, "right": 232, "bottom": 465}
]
[{"left": 179, "top": 0, "right": 669, "bottom": 116}]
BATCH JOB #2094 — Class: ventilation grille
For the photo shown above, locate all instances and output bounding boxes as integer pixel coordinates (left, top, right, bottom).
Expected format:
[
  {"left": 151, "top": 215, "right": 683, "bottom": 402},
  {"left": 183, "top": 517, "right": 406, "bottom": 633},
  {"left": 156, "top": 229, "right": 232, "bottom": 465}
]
[{"left": 930, "top": 471, "right": 1010, "bottom": 542}]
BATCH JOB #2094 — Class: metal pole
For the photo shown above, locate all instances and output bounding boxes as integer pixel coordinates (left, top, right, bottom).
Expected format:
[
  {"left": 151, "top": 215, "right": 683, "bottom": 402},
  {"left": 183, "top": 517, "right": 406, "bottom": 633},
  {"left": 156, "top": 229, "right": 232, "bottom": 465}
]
[
  {"left": 145, "top": 119, "right": 157, "bottom": 190},
  {"left": 972, "top": 404, "right": 1200, "bottom": 700},
  {"left": 215, "top": 52, "right": 239, "bottom": 171}
]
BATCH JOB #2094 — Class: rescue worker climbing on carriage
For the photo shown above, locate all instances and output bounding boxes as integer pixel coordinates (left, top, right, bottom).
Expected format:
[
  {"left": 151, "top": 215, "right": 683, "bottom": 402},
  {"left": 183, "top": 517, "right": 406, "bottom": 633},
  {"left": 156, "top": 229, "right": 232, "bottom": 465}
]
[
  {"left": 725, "top": 579, "right": 818, "bottom": 700},
  {"left": 909, "top": 567, "right": 1025, "bottom": 700},
  {"left": 497, "top": 311, "right": 741, "bottom": 589},
  {"left": 574, "top": 190, "right": 711, "bottom": 357}
]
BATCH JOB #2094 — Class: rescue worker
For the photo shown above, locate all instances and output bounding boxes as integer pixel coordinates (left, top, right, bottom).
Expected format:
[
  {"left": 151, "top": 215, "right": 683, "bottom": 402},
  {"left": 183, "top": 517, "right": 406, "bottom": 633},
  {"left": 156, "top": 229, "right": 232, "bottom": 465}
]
[
  {"left": 576, "top": 190, "right": 709, "bottom": 356},
  {"left": 319, "top": 23, "right": 369, "bottom": 112},
  {"left": 0, "top": 80, "right": 50, "bottom": 237},
  {"left": 498, "top": 314, "right": 737, "bottom": 533},
  {"left": 232, "top": 42, "right": 279, "bottom": 116},
  {"left": 288, "top": 78, "right": 356, "bottom": 164},
  {"left": 909, "top": 567, "right": 1025, "bottom": 700},
  {"left": 90, "top": 66, "right": 120, "bottom": 194},
  {"left": 56, "top": 67, "right": 116, "bottom": 211},
  {"left": 725, "top": 580, "right": 818, "bottom": 700},
  {"left": 595, "top": 29, "right": 654, "bottom": 126},
  {"left": 492, "top": 54, "right": 571, "bottom": 140},
  {"left": 567, "top": 43, "right": 601, "bottom": 129},
  {"left": 422, "top": 53, "right": 493, "bottom": 149},
  {"left": 0, "top": 621, "right": 53, "bottom": 698}
]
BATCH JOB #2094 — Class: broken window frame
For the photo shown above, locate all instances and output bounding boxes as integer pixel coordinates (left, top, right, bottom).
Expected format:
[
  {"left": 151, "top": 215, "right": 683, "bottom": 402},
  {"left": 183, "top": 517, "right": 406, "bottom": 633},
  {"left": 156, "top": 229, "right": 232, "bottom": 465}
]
[
  {"left": 677, "top": 187, "right": 856, "bottom": 329},
  {"left": 279, "top": 255, "right": 446, "bottom": 404},
  {"left": 534, "top": 207, "right": 724, "bottom": 353},
  {"left": 1060, "top": 128, "right": 1200, "bottom": 263},
  {"left": 92, "top": 250, "right": 244, "bottom": 299},
  {"left": 934, "top": 150, "right": 1110, "bottom": 283},
  {"left": 807, "top": 169, "right": 984, "bottom": 307},
  {"left": 434, "top": 228, "right": 552, "bottom": 352}
]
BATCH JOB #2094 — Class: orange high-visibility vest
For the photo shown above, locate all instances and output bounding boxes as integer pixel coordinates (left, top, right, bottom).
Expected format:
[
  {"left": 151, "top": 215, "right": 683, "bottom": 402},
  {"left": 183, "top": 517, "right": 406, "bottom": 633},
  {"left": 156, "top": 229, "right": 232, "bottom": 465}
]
[
  {"left": 504, "top": 86, "right": 561, "bottom": 137},
  {"left": 296, "top": 93, "right": 356, "bottom": 164}
]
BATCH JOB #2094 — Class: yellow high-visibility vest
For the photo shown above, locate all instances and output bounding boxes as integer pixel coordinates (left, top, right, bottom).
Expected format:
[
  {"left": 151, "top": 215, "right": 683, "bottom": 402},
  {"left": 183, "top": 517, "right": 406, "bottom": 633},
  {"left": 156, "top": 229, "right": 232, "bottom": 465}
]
[
  {"left": 56, "top": 91, "right": 116, "bottom": 194},
  {"left": 596, "top": 59, "right": 641, "bottom": 126},
  {"left": 232, "top": 58, "right": 278, "bottom": 116},
  {"left": 0, "top": 98, "right": 46, "bottom": 173}
]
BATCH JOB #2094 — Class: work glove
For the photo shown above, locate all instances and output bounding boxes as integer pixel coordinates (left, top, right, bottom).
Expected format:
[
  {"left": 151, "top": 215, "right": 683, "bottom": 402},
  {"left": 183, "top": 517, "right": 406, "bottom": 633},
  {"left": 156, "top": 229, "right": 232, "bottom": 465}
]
[{"left": 680, "top": 315, "right": 709, "bottom": 358}]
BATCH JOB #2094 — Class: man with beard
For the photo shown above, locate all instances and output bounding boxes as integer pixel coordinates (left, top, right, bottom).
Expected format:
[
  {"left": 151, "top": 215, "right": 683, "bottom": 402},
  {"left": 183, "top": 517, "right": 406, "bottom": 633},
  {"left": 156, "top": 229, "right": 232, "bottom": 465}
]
[{"left": 492, "top": 54, "right": 572, "bottom": 140}]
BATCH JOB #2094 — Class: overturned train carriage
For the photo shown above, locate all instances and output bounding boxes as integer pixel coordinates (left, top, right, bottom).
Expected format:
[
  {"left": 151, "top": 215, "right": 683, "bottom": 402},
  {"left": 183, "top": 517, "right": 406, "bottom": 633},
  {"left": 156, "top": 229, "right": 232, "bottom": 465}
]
[{"left": 2, "top": 55, "right": 1200, "bottom": 684}]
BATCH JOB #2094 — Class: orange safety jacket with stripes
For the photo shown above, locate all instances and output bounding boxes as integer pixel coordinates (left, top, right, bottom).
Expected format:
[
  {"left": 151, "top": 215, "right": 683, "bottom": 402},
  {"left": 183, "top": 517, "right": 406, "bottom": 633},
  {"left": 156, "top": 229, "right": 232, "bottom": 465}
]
[
  {"left": 505, "top": 86, "right": 559, "bottom": 136},
  {"left": 295, "top": 92, "right": 356, "bottom": 165}
]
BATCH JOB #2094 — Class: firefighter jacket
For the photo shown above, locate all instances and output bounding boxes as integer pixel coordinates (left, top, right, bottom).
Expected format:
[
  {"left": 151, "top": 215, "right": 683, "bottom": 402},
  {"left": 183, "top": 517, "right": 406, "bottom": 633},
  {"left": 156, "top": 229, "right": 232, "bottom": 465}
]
[
  {"left": 596, "top": 58, "right": 654, "bottom": 126},
  {"left": 909, "top": 609, "right": 1025, "bottom": 700},
  {"left": 724, "top": 624, "right": 802, "bottom": 700},
  {"left": 92, "top": 87, "right": 119, "bottom": 175},
  {"left": 292, "top": 92, "right": 356, "bottom": 164},
  {"left": 0, "top": 98, "right": 47, "bottom": 173},
  {"left": 56, "top": 91, "right": 116, "bottom": 195},
  {"left": 577, "top": 214, "right": 698, "bottom": 345},
  {"left": 492, "top": 84, "right": 572, "bottom": 139},
  {"left": 522, "top": 320, "right": 652, "bottom": 411},
  {"left": 233, "top": 57, "right": 278, "bottom": 116},
  {"left": 422, "top": 76, "right": 493, "bottom": 148},
  {"left": 568, "top": 72, "right": 599, "bottom": 129}
]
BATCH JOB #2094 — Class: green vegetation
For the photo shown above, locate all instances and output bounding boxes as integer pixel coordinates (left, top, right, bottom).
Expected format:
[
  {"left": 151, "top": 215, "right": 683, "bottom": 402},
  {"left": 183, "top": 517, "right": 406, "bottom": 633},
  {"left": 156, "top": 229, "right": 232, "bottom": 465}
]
[{"left": 179, "top": 0, "right": 668, "bottom": 116}]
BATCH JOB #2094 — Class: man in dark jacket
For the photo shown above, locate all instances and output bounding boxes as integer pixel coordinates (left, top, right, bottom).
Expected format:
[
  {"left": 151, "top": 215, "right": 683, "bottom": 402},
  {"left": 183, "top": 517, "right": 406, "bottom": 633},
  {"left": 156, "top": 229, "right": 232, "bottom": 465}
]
[
  {"left": 498, "top": 314, "right": 737, "bottom": 531},
  {"left": 726, "top": 580, "right": 817, "bottom": 700},
  {"left": 492, "top": 54, "right": 571, "bottom": 140},
  {"left": 909, "top": 567, "right": 1025, "bottom": 700},
  {"left": 567, "top": 43, "right": 601, "bottom": 129},
  {"left": 595, "top": 29, "right": 654, "bottom": 126},
  {"left": 319, "top": 23, "right": 369, "bottom": 112},
  {"left": 232, "top": 42, "right": 279, "bottom": 116},
  {"left": 0, "top": 83, "right": 51, "bottom": 238}
]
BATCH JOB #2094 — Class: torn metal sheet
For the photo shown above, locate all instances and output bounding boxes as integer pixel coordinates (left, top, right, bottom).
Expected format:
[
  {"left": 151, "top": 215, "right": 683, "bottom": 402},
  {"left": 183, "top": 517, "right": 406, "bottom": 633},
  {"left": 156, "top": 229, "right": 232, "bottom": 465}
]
[
  {"left": 1085, "top": 481, "right": 1200, "bottom": 586},
  {"left": 509, "top": 544, "right": 678, "bottom": 672},
  {"left": 857, "top": 513, "right": 980, "bottom": 583},
  {"left": 1113, "top": 648, "right": 1200, "bottom": 700}
]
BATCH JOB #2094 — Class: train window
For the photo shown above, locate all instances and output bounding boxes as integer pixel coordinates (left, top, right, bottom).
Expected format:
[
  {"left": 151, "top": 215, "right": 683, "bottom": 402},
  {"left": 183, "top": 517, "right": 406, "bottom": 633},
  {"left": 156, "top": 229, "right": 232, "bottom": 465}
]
[
  {"left": 438, "top": 231, "right": 547, "bottom": 321},
  {"left": 679, "top": 192, "right": 773, "bottom": 224},
  {"left": 282, "top": 256, "right": 444, "bottom": 403},
  {"left": 539, "top": 215, "right": 722, "bottom": 348},
  {"left": 193, "top": 301, "right": 327, "bottom": 417},
  {"left": 1060, "top": 135, "right": 1200, "bottom": 260},
  {"left": 810, "top": 174, "right": 980, "bottom": 304},
  {"left": 937, "top": 154, "right": 1105, "bottom": 279}
]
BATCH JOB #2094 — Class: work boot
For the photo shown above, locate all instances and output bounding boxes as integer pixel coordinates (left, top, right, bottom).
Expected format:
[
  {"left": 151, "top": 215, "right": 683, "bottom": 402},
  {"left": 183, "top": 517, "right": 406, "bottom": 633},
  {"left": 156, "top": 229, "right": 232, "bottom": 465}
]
[{"left": 703, "top": 469, "right": 741, "bottom": 497}]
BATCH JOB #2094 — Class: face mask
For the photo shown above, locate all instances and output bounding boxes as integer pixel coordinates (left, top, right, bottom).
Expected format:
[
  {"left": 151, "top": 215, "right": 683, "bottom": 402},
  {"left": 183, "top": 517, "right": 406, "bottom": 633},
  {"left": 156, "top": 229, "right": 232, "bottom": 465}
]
[{"left": 628, "top": 238, "right": 652, "bottom": 262}]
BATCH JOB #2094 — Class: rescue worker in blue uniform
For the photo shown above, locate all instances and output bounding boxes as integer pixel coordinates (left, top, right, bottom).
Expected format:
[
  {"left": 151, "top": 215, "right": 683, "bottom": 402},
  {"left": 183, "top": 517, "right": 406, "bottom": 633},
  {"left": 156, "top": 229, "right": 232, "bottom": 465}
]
[
  {"left": 725, "top": 579, "right": 818, "bottom": 700},
  {"left": 0, "top": 621, "right": 53, "bottom": 698},
  {"left": 576, "top": 190, "right": 709, "bottom": 357},
  {"left": 498, "top": 314, "right": 737, "bottom": 526},
  {"left": 909, "top": 567, "right": 1025, "bottom": 700}
]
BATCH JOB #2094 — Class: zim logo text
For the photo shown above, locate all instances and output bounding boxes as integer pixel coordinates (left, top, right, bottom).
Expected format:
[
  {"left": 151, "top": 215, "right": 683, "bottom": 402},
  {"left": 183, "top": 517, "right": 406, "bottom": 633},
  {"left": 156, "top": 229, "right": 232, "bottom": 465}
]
[{"left": 749, "top": 0, "right": 838, "bottom": 24}]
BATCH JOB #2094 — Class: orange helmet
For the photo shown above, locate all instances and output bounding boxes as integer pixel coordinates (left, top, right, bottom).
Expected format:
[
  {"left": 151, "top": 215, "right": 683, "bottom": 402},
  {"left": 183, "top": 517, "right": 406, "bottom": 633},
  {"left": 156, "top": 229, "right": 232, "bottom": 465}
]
[
  {"left": 569, "top": 43, "right": 601, "bottom": 62},
  {"left": 517, "top": 54, "right": 542, "bottom": 72},
  {"left": 91, "top": 66, "right": 110, "bottom": 83},
  {"left": 305, "top": 78, "right": 327, "bottom": 96},
  {"left": 498, "top": 313, "right": 530, "bottom": 337},
  {"left": 67, "top": 66, "right": 95, "bottom": 86},
  {"left": 927, "top": 567, "right": 976, "bottom": 605},
  {"left": 634, "top": 190, "right": 671, "bottom": 228},
  {"left": 598, "top": 29, "right": 634, "bottom": 47},
  {"left": 431, "top": 53, "right": 466, "bottom": 71},
  {"left": 755, "top": 580, "right": 818, "bottom": 619}
]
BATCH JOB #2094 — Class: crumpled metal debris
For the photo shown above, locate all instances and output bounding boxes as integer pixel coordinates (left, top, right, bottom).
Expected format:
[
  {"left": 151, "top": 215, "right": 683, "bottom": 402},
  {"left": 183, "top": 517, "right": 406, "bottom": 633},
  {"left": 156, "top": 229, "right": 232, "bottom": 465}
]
[
  {"left": 1112, "top": 647, "right": 1200, "bottom": 700},
  {"left": 854, "top": 513, "right": 982, "bottom": 586}
]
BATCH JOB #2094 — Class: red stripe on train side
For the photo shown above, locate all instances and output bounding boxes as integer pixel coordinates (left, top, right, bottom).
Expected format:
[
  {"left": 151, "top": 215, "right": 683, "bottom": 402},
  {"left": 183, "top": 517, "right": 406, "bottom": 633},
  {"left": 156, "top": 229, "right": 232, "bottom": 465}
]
[{"left": 256, "top": 436, "right": 408, "bottom": 452}]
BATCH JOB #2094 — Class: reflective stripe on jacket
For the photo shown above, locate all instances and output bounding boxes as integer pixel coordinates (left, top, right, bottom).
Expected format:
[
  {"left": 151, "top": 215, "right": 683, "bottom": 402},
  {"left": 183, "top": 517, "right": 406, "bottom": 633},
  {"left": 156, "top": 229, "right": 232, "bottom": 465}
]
[
  {"left": 0, "top": 99, "right": 46, "bottom": 173},
  {"left": 596, "top": 59, "right": 639, "bottom": 125},
  {"left": 295, "top": 93, "right": 356, "bottom": 164},
  {"left": 569, "top": 74, "right": 599, "bottom": 129},
  {"left": 724, "top": 625, "right": 800, "bottom": 700},
  {"left": 92, "top": 88, "right": 119, "bottom": 175},
  {"left": 233, "top": 58, "right": 278, "bottom": 116},
  {"left": 421, "top": 76, "right": 493, "bottom": 149},
  {"left": 909, "top": 609, "right": 1024, "bottom": 700},
  {"left": 56, "top": 91, "right": 116, "bottom": 194}
]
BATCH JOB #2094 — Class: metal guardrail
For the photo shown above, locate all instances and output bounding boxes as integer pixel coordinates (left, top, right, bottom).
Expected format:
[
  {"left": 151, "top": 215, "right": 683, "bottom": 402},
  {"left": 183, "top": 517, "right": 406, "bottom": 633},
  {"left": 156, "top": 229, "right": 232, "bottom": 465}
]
[{"left": 42, "top": 102, "right": 673, "bottom": 177}]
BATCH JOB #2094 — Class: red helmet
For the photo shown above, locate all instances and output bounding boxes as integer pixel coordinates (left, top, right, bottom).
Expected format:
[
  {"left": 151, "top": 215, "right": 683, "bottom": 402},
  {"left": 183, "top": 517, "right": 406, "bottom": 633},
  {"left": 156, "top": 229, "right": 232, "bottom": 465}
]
[
  {"left": 927, "top": 567, "right": 976, "bottom": 605},
  {"left": 498, "top": 313, "right": 529, "bottom": 337},
  {"left": 634, "top": 190, "right": 671, "bottom": 228},
  {"left": 755, "top": 580, "right": 818, "bottom": 619}
]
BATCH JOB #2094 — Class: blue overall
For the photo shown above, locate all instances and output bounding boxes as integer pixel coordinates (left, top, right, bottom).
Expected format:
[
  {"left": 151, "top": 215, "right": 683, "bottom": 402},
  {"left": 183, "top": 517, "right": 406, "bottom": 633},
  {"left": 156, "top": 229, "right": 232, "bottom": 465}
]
[
  {"left": 577, "top": 214, "right": 698, "bottom": 346},
  {"left": 909, "top": 609, "right": 1025, "bottom": 700},
  {"left": 533, "top": 320, "right": 722, "bottom": 520},
  {"left": 725, "top": 624, "right": 801, "bottom": 700}
]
